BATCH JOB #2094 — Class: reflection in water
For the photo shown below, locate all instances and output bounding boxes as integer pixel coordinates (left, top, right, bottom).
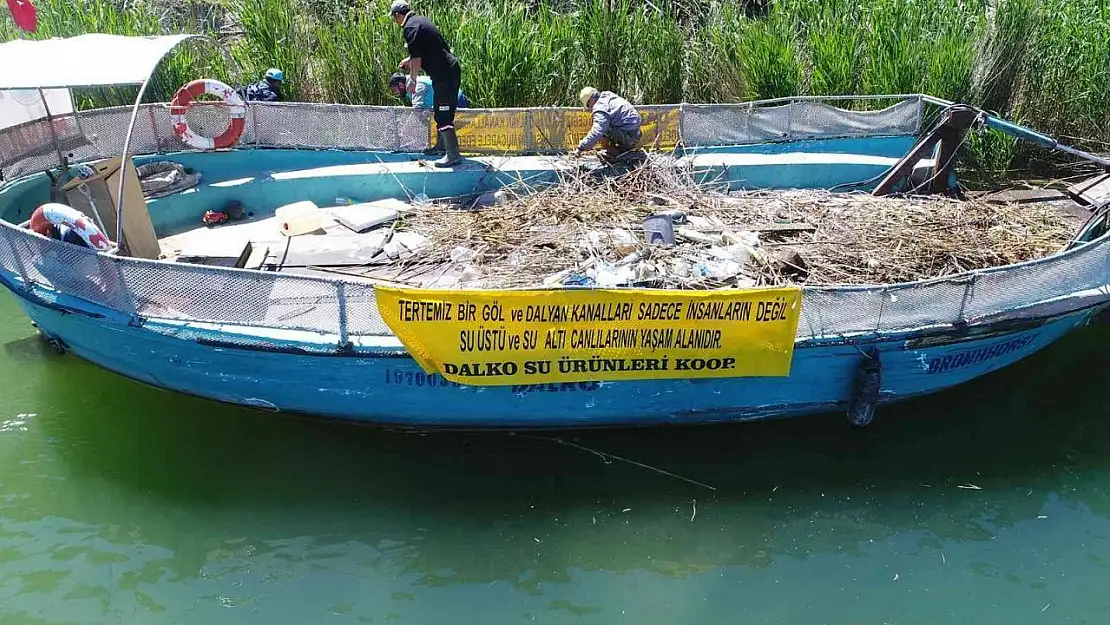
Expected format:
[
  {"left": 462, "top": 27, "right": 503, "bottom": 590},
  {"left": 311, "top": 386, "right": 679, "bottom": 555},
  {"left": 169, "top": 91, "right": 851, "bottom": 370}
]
[{"left": 2, "top": 294, "right": 1110, "bottom": 623}]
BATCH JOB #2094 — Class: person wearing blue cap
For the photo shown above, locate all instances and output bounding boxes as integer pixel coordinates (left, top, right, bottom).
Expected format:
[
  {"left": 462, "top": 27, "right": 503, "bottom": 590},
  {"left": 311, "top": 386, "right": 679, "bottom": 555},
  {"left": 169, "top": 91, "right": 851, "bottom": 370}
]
[{"left": 239, "top": 68, "right": 284, "bottom": 102}]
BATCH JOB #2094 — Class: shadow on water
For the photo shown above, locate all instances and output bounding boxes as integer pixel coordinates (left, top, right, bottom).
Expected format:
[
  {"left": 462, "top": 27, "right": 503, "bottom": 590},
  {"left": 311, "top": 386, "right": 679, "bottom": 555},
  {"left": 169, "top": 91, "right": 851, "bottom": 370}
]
[{"left": 13, "top": 323, "right": 1110, "bottom": 587}]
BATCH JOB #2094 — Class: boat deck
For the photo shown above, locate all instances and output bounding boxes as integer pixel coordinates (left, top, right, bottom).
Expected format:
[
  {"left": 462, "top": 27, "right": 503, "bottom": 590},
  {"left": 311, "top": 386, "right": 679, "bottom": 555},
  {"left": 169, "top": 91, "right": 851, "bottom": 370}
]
[
  {"left": 159, "top": 206, "right": 452, "bottom": 285},
  {"left": 154, "top": 147, "right": 937, "bottom": 285}
]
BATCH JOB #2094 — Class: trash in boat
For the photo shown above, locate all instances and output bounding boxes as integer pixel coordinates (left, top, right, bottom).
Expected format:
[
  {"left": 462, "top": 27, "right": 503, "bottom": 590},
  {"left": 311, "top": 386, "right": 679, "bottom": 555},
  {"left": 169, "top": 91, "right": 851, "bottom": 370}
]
[
  {"left": 136, "top": 161, "right": 201, "bottom": 199},
  {"left": 383, "top": 159, "right": 1082, "bottom": 289},
  {"left": 333, "top": 202, "right": 403, "bottom": 233},
  {"left": 470, "top": 190, "right": 508, "bottom": 209},
  {"left": 643, "top": 213, "right": 676, "bottom": 246},
  {"left": 157, "top": 158, "right": 1083, "bottom": 289},
  {"left": 201, "top": 201, "right": 247, "bottom": 227}
]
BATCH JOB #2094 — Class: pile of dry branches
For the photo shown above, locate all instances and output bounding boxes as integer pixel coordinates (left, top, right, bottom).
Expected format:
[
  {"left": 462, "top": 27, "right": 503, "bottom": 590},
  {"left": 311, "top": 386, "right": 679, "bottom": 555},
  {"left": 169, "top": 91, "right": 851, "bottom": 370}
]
[{"left": 394, "top": 157, "right": 1083, "bottom": 289}]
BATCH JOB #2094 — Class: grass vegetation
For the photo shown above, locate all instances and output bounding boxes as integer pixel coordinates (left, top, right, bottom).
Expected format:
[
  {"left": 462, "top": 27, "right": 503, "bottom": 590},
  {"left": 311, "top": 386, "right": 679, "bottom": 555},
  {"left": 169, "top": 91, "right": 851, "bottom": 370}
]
[{"left": 1, "top": 0, "right": 1107, "bottom": 177}]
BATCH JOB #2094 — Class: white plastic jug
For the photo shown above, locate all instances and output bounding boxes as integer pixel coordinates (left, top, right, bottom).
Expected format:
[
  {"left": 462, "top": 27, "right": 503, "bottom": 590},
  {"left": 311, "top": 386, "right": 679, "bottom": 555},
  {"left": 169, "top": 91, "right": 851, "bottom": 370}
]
[{"left": 276, "top": 201, "right": 323, "bottom": 236}]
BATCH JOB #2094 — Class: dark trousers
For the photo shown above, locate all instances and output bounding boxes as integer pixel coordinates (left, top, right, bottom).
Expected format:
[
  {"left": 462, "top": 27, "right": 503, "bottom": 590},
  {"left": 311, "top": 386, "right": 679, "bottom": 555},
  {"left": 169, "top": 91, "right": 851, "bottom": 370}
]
[
  {"left": 607, "top": 126, "right": 643, "bottom": 151},
  {"left": 430, "top": 61, "right": 462, "bottom": 131}
]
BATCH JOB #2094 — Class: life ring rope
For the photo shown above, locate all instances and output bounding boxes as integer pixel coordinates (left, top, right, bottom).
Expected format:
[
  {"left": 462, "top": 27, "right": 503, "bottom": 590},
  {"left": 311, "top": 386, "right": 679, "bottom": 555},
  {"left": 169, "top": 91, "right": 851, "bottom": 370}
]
[{"left": 170, "top": 79, "right": 247, "bottom": 151}]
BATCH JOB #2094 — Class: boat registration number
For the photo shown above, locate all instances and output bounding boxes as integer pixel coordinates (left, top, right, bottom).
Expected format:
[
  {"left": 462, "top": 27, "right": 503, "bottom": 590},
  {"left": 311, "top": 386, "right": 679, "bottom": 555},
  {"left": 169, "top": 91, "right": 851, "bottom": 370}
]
[{"left": 383, "top": 369, "right": 460, "bottom": 388}]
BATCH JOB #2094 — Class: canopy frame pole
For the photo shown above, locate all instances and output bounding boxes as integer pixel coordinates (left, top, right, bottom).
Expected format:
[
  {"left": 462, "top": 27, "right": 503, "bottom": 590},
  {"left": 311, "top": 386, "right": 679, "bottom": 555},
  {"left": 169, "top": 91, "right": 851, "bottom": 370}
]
[
  {"left": 113, "top": 78, "right": 153, "bottom": 255},
  {"left": 107, "top": 36, "right": 233, "bottom": 256},
  {"left": 36, "top": 88, "right": 69, "bottom": 173}
]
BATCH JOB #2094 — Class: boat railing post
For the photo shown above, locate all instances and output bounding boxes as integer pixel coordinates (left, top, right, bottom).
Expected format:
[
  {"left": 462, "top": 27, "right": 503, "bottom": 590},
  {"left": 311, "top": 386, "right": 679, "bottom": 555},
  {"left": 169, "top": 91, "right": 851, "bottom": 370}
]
[
  {"left": 146, "top": 104, "right": 163, "bottom": 152},
  {"left": 523, "top": 108, "right": 534, "bottom": 153},
  {"left": 677, "top": 103, "right": 684, "bottom": 148},
  {"left": 111, "top": 259, "right": 139, "bottom": 321},
  {"left": 785, "top": 98, "right": 795, "bottom": 141},
  {"left": 914, "top": 95, "right": 925, "bottom": 135},
  {"left": 745, "top": 102, "right": 754, "bottom": 144},
  {"left": 37, "top": 88, "right": 69, "bottom": 172},
  {"left": 875, "top": 286, "right": 888, "bottom": 333},
  {"left": 956, "top": 273, "right": 976, "bottom": 324},
  {"left": 3, "top": 228, "right": 32, "bottom": 290},
  {"left": 336, "top": 280, "right": 351, "bottom": 351}
]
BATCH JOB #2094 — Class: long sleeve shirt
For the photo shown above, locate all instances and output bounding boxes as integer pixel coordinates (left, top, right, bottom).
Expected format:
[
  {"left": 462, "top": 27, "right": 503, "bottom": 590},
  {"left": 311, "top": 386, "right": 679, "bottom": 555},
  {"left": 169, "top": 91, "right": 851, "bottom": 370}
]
[
  {"left": 408, "top": 76, "right": 470, "bottom": 109},
  {"left": 577, "top": 91, "right": 642, "bottom": 151},
  {"left": 240, "top": 80, "right": 280, "bottom": 102}
]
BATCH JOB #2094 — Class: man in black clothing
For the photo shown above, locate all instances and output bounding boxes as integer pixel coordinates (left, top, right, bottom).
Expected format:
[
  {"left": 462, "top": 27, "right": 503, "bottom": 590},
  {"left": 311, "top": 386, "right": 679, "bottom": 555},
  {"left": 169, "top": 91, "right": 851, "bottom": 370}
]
[{"left": 391, "top": 0, "right": 462, "bottom": 167}]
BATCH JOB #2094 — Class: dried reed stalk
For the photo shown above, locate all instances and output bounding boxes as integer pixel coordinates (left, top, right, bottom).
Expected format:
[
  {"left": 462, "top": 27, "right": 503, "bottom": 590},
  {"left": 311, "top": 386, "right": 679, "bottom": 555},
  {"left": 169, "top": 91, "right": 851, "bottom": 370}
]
[{"left": 392, "top": 156, "right": 1082, "bottom": 289}]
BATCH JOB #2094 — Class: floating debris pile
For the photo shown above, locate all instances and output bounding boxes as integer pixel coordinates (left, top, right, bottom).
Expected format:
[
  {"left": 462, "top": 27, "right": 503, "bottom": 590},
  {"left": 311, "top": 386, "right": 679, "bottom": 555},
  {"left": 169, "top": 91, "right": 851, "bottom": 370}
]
[{"left": 387, "top": 159, "right": 1083, "bottom": 289}]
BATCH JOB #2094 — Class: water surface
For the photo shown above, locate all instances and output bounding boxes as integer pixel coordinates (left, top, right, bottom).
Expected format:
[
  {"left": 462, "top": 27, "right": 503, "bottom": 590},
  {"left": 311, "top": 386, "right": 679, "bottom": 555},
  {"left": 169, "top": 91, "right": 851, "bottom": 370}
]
[{"left": 1, "top": 293, "right": 1108, "bottom": 624}]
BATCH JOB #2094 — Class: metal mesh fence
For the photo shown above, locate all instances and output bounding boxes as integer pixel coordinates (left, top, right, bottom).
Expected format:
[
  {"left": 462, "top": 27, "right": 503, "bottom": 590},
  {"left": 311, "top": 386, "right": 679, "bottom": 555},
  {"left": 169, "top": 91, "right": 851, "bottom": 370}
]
[
  {"left": 2, "top": 95, "right": 926, "bottom": 179},
  {"left": 2, "top": 93, "right": 1104, "bottom": 350},
  {"left": 0, "top": 216, "right": 1106, "bottom": 346}
]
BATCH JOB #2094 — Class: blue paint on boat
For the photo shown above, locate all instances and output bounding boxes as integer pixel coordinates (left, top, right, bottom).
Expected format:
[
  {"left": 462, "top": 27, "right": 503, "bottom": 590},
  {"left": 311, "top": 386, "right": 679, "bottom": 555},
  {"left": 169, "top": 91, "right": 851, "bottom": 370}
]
[{"left": 6, "top": 280, "right": 1098, "bottom": 428}]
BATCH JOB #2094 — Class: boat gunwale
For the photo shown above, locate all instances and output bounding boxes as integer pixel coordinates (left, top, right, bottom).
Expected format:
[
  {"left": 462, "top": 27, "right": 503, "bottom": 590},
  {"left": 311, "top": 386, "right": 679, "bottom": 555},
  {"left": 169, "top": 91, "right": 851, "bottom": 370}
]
[{"left": 2, "top": 259, "right": 1105, "bottom": 356}]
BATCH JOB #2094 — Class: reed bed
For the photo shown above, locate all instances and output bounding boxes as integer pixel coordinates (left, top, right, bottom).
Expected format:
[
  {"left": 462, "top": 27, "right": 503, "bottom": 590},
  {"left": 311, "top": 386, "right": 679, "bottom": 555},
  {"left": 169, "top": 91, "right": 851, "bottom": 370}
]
[
  {"left": 395, "top": 158, "right": 1083, "bottom": 289},
  {"left": 2, "top": 0, "right": 1107, "bottom": 177}
]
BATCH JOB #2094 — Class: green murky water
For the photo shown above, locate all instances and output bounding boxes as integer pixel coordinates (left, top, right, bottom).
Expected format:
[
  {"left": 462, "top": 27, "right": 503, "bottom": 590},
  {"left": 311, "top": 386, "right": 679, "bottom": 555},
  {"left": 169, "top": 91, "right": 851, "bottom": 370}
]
[{"left": 1, "top": 292, "right": 1109, "bottom": 624}]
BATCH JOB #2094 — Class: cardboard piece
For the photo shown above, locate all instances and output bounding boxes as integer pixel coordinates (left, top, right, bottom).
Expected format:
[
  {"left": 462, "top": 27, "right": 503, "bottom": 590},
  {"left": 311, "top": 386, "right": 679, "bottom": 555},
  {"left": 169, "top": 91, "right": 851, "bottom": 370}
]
[{"left": 61, "top": 157, "right": 161, "bottom": 259}]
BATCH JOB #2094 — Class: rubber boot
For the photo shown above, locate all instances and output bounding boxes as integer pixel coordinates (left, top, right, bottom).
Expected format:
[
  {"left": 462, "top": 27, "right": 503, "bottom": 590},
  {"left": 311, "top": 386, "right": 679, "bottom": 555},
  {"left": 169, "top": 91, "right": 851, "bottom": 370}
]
[
  {"left": 423, "top": 131, "right": 446, "bottom": 155},
  {"left": 434, "top": 127, "right": 462, "bottom": 168}
]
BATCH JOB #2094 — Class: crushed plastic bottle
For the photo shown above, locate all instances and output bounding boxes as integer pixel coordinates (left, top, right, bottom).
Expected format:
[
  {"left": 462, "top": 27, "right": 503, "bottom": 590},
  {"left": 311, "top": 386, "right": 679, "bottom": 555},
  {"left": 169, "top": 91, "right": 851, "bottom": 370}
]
[
  {"left": 450, "top": 246, "right": 480, "bottom": 263},
  {"left": 588, "top": 261, "right": 635, "bottom": 287}
]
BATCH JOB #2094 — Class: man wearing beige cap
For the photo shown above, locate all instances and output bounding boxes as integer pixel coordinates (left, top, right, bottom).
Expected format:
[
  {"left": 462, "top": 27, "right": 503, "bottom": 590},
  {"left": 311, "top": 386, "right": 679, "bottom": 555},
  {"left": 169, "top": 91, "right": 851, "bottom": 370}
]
[
  {"left": 571, "top": 86, "right": 643, "bottom": 161},
  {"left": 391, "top": 0, "right": 463, "bottom": 167}
]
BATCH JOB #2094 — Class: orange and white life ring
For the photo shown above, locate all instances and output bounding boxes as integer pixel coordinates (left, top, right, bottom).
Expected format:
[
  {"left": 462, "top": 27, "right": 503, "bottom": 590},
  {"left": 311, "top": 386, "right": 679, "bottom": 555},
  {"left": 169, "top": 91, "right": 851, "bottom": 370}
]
[
  {"left": 169, "top": 79, "right": 247, "bottom": 151},
  {"left": 30, "top": 203, "right": 113, "bottom": 252}
]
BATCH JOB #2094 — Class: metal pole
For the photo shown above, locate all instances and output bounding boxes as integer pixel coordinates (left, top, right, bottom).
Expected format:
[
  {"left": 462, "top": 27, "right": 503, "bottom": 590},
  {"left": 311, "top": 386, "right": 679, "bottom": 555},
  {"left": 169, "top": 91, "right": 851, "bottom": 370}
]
[
  {"left": 984, "top": 116, "right": 1110, "bottom": 169},
  {"left": 36, "top": 88, "right": 69, "bottom": 171},
  {"left": 113, "top": 77, "right": 153, "bottom": 255},
  {"left": 11, "top": 24, "right": 69, "bottom": 174},
  {"left": 336, "top": 281, "right": 350, "bottom": 350}
]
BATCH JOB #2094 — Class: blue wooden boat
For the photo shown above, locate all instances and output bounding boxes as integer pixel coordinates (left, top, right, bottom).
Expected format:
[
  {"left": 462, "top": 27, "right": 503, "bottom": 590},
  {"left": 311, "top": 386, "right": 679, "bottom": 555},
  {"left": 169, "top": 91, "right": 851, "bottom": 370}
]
[{"left": 2, "top": 34, "right": 1109, "bottom": 429}]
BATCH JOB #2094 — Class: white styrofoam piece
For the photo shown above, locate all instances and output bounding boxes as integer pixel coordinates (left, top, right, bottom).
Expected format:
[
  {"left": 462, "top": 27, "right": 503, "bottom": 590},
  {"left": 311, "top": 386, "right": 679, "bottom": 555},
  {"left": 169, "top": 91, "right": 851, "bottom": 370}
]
[
  {"left": 331, "top": 204, "right": 400, "bottom": 233},
  {"left": 393, "top": 231, "right": 429, "bottom": 252},
  {"left": 362, "top": 198, "right": 415, "bottom": 213}
]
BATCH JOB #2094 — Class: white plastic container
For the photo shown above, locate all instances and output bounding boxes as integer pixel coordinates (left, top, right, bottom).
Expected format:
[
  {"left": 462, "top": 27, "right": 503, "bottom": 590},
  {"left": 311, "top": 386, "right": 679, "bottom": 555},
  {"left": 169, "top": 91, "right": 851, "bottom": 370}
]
[{"left": 276, "top": 201, "right": 323, "bottom": 236}]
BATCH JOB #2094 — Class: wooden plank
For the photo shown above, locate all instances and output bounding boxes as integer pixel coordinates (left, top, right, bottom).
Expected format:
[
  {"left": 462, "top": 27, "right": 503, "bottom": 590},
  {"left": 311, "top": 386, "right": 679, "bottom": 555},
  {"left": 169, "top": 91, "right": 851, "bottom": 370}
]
[
  {"left": 751, "top": 222, "right": 817, "bottom": 235},
  {"left": 176, "top": 241, "right": 254, "bottom": 269},
  {"left": 966, "top": 189, "right": 1069, "bottom": 204},
  {"left": 1067, "top": 173, "right": 1110, "bottom": 209}
]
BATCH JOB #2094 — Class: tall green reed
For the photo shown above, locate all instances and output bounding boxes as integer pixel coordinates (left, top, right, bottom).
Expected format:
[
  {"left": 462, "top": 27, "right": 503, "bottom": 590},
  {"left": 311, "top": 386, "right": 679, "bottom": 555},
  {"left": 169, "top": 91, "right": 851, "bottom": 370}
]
[
  {"left": 5, "top": 0, "right": 1108, "bottom": 179},
  {"left": 233, "top": 0, "right": 314, "bottom": 100}
]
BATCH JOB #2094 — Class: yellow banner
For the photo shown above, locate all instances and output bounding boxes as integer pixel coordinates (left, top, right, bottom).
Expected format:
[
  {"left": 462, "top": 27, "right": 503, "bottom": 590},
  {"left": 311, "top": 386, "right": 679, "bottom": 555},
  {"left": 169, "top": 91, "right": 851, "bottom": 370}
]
[
  {"left": 541, "top": 109, "right": 680, "bottom": 151},
  {"left": 562, "top": 108, "right": 681, "bottom": 151},
  {"left": 432, "top": 110, "right": 528, "bottom": 152},
  {"left": 431, "top": 107, "right": 682, "bottom": 153},
  {"left": 374, "top": 286, "right": 802, "bottom": 386}
]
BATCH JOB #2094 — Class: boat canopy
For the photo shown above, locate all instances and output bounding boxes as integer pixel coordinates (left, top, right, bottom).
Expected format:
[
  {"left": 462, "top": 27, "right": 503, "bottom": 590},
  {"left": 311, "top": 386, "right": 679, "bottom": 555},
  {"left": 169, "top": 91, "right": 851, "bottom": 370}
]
[{"left": 0, "top": 34, "right": 211, "bottom": 90}]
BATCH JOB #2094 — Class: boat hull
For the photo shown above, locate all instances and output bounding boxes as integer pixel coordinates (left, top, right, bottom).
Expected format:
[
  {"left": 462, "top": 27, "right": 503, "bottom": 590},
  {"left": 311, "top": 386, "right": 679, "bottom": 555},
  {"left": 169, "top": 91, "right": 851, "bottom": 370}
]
[{"left": 13, "top": 286, "right": 1098, "bottom": 429}]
